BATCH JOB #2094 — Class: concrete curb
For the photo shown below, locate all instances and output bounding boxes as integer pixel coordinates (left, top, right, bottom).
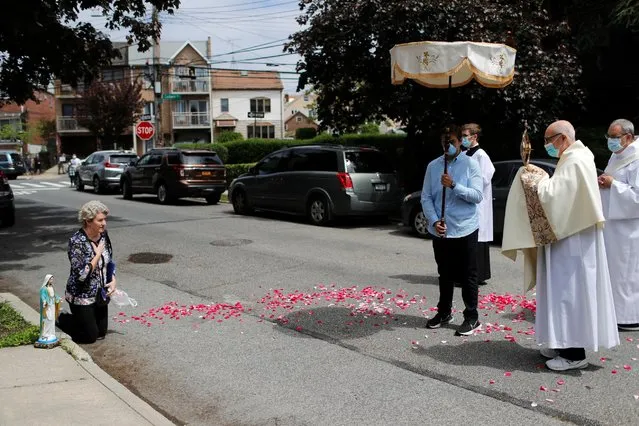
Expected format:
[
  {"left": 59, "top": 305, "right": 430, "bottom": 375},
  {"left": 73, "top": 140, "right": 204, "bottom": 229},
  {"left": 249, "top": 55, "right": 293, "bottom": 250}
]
[{"left": 0, "top": 292, "right": 174, "bottom": 426}]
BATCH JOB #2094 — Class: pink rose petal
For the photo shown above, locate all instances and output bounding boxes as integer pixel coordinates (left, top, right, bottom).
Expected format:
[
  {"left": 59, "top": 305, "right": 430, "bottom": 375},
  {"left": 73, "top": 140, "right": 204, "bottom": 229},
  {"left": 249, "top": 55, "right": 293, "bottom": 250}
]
[
  {"left": 539, "top": 386, "right": 547, "bottom": 391},
  {"left": 504, "top": 371, "right": 512, "bottom": 377},
  {"left": 489, "top": 379, "right": 496, "bottom": 384},
  {"left": 295, "top": 326, "right": 303, "bottom": 331},
  {"left": 624, "top": 365, "right": 632, "bottom": 371},
  {"left": 612, "top": 369, "right": 618, "bottom": 374},
  {"left": 557, "top": 379, "right": 565, "bottom": 385}
]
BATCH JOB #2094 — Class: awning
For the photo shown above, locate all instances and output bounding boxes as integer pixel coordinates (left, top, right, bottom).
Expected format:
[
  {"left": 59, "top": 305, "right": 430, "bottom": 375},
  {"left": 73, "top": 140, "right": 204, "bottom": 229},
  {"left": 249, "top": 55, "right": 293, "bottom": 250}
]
[
  {"left": 249, "top": 122, "right": 273, "bottom": 126},
  {"left": 215, "top": 120, "right": 236, "bottom": 127}
]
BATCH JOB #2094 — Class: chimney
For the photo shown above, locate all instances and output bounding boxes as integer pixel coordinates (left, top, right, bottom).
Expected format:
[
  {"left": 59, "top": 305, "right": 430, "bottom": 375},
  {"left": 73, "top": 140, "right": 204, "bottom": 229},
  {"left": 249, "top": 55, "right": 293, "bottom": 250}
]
[{"left": 207, "top": 36, "right": 212, "bottom": 61}]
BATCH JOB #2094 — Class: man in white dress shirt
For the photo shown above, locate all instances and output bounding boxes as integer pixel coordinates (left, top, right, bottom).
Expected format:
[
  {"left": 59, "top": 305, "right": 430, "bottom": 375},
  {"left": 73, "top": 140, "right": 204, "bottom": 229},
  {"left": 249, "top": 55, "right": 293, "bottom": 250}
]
[{"left": 598, "top": 118, "right": 639, "bottom": 331}]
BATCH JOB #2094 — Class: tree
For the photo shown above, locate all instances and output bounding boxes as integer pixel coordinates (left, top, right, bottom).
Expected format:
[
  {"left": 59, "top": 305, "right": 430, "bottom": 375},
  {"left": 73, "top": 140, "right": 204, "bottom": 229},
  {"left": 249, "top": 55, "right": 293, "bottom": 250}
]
[
  {"left": 76, "top": 80, "right": 144, "bottom": 150},
  {"left": 359, "top": 122, "right": 380, "bottom": 134},
  {"left": 0, "top": 0, "right": 180, "bottom": 104},
  {"left": 288, "top": 0, "right": 584, "bottom": 146}
]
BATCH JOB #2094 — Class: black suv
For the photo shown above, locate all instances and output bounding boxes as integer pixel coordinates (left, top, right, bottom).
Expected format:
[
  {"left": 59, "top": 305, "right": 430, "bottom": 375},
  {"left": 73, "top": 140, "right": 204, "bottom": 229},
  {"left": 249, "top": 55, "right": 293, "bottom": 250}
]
[
  {"left": 120, "top": 148, "right": 227, "bottom": 204},
  {"left": 228, "top": 145, "right": 402, "bottom": 225},
  {"left": 0, "top": 170, "right": 15, "bottom": 227}
]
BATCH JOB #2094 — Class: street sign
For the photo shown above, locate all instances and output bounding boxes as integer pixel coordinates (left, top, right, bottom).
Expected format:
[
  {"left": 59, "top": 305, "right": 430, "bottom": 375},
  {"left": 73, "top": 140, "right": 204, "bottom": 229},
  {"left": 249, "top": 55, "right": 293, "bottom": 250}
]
[
  {"left": 140, "top": 114, "right": 153, "bottom": 121},
  {"left": 136, "top": 121, "right": 155, "bottom": 141},
  {"left": 163, "top": 93, "right": 181, "bottom": 100},
  {"left": 248, "top": 112, "right": 265, "bottom": 118}
]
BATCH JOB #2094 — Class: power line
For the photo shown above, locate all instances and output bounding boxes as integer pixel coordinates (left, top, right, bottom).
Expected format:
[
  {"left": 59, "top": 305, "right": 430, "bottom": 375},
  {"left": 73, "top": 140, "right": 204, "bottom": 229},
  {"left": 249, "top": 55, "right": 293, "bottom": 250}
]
[{"left": 178, "top": 0, "right": 298, "bottom": 13}]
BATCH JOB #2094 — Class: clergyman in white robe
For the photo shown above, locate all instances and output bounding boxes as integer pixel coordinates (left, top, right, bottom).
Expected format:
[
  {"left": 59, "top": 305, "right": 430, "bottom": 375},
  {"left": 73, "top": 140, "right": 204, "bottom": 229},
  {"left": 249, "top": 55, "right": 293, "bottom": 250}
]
[
  {"left": 599, "top": 131, "right": 639, "bottom": 330},
  {"left": 501, "top": 121, "right": 619, "bottom": 371}
]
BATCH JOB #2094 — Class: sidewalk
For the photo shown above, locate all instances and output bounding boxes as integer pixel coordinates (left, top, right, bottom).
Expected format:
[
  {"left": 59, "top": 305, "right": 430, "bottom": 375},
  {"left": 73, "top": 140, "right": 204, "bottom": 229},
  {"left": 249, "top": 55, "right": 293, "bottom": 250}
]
[
  {"left": 0, "top": 293, "right": 174, "bottom": 426},
  {"left": 18, "top": 166, "right": 67, "bottom": 181}
]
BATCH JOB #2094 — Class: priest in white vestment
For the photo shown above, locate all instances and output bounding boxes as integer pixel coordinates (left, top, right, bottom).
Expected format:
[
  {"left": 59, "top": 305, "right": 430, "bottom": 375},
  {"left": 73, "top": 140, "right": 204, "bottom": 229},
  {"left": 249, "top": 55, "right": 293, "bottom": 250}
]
[
  {"left": 462, "top": 123, "right": 495, "bottom": 285},
  {"left": 598, "top": 118, "right": 639, "bottom": 331},
  {"left": 501, "top": 120, "right": 619, "bottom": 371}
]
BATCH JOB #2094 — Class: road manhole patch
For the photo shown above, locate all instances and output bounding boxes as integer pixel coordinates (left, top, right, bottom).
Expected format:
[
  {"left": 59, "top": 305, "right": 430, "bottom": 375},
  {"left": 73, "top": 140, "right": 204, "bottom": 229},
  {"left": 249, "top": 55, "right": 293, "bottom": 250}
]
[
  {"left": 128, "top": 252, "right": 173, "bottom": 264},
  {"left": 210, "top": 239, "right": 252, "bottom": 247}
]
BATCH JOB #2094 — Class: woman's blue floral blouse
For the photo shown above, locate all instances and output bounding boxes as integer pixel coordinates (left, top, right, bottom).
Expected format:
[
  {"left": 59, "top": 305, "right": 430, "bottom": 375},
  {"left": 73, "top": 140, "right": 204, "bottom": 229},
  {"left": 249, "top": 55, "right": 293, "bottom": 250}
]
[{"left": 65, "top": 229, "right": 114, "bottom": 305}]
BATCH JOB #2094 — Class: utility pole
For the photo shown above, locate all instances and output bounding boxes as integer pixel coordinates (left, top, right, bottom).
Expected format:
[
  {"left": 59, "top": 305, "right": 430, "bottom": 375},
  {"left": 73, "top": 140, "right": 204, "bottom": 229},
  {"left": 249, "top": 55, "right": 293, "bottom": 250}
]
[{"left": 152, "top": 6, "right": 163, "bottom": 148}]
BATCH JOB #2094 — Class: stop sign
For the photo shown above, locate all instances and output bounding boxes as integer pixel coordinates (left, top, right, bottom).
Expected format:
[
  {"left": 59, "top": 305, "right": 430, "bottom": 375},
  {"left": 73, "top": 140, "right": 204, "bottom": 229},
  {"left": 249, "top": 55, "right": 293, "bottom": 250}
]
[{"left": 136, "top": 121, "right": 155, "bottom": 140}]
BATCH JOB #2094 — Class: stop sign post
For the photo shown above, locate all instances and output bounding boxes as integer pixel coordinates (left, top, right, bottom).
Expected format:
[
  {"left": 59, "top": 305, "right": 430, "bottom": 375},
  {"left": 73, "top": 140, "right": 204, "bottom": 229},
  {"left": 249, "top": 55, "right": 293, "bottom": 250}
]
[{"left": 136, "top": 121, "right": 155, "bottom": 141}]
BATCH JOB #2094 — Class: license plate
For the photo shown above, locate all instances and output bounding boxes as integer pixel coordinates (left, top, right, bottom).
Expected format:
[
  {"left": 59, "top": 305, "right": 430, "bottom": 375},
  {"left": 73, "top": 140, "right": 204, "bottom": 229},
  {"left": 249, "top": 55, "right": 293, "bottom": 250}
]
[
  {"left": 201, "top": 171, "right": 211, "bottom": 176},
  {"left": 374, "top": 183, "right": 386, "bottom": 191}
]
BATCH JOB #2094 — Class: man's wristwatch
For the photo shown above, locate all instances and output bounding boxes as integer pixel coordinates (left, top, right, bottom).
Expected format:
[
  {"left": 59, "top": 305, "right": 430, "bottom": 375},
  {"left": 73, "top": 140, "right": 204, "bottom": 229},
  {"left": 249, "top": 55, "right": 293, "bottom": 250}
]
[{"left": 450, "top": 181, "right": 456, "bottom": 189}]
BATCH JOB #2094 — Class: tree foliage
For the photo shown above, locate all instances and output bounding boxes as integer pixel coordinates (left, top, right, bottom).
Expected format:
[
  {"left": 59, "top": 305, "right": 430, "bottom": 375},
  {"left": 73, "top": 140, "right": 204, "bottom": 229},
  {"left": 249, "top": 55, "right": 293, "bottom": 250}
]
[
  {"left": 0, "top": 0, "right": 180, "bottom": 104},
  {"left": 288, "top": 0, "right": 584, "bottom": 141},
  {"left": 76, "top": 80, "right": 144, "bottom": 150}
]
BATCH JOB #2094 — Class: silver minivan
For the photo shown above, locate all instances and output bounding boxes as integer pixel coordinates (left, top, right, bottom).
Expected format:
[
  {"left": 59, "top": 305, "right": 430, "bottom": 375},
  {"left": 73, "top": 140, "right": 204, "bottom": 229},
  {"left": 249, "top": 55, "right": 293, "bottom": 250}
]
[{"left": 229, "top": 145, "right": 402, "bottom": 225}]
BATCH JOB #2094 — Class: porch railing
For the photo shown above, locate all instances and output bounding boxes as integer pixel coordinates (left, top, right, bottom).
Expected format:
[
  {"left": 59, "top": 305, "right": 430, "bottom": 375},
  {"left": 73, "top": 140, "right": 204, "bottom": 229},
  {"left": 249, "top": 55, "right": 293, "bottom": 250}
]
[{"left": 172, "top": 112, "right": 210, "bottom": 128}]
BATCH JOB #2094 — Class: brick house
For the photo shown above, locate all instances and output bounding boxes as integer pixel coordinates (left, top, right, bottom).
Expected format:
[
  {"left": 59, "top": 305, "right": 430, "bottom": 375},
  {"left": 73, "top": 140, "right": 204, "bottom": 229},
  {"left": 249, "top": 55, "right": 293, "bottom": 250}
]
[
  {"left": 0, "top": 90, "right": 56, "bottom": 153},
  {"left": 284, "top": 111, "right": 318, "bottom": 137},
  {"left": 210, "top": 70, "right": 284, "bottom": 140}
]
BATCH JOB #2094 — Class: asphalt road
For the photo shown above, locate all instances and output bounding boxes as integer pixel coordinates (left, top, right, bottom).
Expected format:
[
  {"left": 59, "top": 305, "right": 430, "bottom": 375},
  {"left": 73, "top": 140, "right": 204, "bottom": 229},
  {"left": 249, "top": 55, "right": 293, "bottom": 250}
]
[{"left": 1, "top": 179, "right": 638, "bottom": 425}]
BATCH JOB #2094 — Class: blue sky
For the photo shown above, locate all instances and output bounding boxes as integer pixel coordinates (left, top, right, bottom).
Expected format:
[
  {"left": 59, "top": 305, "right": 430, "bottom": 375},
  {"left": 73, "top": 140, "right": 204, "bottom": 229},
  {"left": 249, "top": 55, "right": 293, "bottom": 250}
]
[{"left": 80, "top": 0, "right": 304, "bottom": 93}]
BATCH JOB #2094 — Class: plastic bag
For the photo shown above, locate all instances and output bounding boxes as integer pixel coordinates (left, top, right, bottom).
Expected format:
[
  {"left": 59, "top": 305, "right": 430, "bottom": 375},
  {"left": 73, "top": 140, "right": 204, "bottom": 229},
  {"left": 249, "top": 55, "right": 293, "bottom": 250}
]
[{"left": 110, "top": 289, "right": 138, "bottom": 307}]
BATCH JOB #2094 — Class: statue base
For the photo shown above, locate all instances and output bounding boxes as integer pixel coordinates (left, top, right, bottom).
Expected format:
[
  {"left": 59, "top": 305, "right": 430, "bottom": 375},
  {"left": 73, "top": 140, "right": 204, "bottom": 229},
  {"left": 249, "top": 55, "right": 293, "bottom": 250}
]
[{"left": 34, "top": 337, "right": 60, "bottom": 349}]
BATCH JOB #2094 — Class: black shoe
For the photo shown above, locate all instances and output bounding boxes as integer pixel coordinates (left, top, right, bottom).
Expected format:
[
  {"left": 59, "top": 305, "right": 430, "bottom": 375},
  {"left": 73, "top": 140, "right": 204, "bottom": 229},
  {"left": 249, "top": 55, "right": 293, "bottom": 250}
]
[
  {"left": 478, "top": 281, "right": 488, "bottom": 286},
  {"left": 426, "top": 312, "right": 453, "bottom": 329},
  {"left": 455, "top": 319, "right": 481, "bottom": 336},
  {"left": 618, "top": 323, "right": 639, "bottom": 331}
]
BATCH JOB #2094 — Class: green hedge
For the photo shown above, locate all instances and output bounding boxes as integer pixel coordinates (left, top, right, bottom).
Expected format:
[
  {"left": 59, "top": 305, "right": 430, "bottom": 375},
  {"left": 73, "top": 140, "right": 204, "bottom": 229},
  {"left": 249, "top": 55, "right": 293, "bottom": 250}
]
[
  {"left": 172, "top": 142, "right": 229, "bottom": 164},
  {"left": 216, "top": 131, "right": 244, "bottom": 143},
  {"left": 226, "top": 163, "right": 256, "bottom": 185},
  {"left": 224, "top": 134, "right": 407, "bottom": 164},
  {"left": 295, "top": 127, "right": 318, "bottom": 139}
]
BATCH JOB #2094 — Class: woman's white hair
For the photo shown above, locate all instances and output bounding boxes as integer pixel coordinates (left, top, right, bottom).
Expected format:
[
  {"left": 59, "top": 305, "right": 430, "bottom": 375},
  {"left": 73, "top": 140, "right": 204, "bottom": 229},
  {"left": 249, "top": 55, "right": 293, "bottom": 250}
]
[{"left": 78, "top": 200, "right": 109, "bottom": 224}]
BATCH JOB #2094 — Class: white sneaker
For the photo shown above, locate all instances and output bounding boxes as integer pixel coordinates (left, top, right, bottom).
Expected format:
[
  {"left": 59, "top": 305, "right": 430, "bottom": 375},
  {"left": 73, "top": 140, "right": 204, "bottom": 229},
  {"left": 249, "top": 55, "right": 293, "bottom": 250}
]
[
  {"left": 546, "top": 356, "right": 588, "bottom": 371},
  {"left": 540, "top": 348, "right": 559, "bottom": 359}
]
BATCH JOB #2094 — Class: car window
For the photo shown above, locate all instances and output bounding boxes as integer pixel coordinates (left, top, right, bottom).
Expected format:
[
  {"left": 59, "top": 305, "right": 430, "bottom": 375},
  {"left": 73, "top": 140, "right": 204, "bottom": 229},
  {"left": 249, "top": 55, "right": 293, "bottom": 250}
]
[
  {"left": 109, "top": 154, "right": 137, "bottom": 164},
  {"left": 257, "top": 151, "right": 287, "bottom": 175},
  {"left": 9, "top": 153, "right": 22, "bottom": 162},
  {"left": 492, "top": 163, "right": 516, "bottom": 187},
  {"left": 137, "top": 154, "right": 151, "bottom": 166},
  {"left": 148, "top": 154, "right": 162, "bottom": 165},
  {"left": 181, "top": 153, "right": 223, "bottom": 165},
  {"left": 84, "top": 155, "right": 93, "bottom": 164},
  {"left": 166, "top": 152, "right": 180, "bottom": 165},
  {"left": 287, "top": 148, "right": 337, "bottom": 172},
  {"left": 91, "top": 155, "right": 104, "bottom": 164},
  {"left": 0, "top": 154, "right": 8, "bottom": 162},
  {"left": 344, "top": 150, "right": 393, "bottom": 173}
]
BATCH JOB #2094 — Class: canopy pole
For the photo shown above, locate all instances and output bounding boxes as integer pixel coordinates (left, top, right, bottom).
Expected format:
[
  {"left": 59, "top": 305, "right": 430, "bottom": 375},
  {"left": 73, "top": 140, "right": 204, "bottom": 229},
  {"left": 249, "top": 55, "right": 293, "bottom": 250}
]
[{"left": 439, "top": 75, "right": 452, "bottom": 237}]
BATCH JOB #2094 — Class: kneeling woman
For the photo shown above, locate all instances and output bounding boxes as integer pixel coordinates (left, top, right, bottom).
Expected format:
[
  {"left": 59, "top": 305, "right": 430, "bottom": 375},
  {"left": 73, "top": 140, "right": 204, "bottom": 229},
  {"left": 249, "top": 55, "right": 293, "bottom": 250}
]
[{"left": 64, "top": 200, "right": 116, "bottom": 343}]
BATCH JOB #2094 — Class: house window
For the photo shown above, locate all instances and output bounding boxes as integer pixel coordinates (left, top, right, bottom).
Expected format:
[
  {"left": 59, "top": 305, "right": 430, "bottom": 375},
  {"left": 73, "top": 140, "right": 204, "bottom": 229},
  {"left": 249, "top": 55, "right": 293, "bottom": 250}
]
[
  {"left": 62, "top": 104, "right": 75, "bottom": 117},
  {"left": 296, "top": 116, "right": 302, "bottom": 123},
  {"left": 250, "top": 98, "right": 271, "bottom": 113},
  {"left": 247, "top": 125, "right": 275, "bottom": 139},
  {"left": 303, "top": 95, "right": 309, "bottom": 102},
  {"left": 221, "top": 98, "right": 229, "bottom": 113},
  {"left": 102, "top": 68, "right": 124, "bottom": 82}
]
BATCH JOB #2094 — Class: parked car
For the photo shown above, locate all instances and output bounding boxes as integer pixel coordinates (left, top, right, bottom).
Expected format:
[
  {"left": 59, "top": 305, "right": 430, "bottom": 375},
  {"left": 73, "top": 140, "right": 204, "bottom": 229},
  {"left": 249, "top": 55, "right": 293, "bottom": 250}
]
[
  {"left": 120, "top": 148, "right": 226, "bottom": 204},
  {"left": 402, "top": 158, "right": 571, "bottom": 239},
  {"left": 0, "top": 151, "right": 26, "bottom": 180},
  {"left": 0, "top": 170, "right": 15, "bottom": 227},
  {"left": 76, "top": 150, "right": 139, "bottom": 193},
  {"left": 228, "top": 145, "right": 403, "bottom": 225}
]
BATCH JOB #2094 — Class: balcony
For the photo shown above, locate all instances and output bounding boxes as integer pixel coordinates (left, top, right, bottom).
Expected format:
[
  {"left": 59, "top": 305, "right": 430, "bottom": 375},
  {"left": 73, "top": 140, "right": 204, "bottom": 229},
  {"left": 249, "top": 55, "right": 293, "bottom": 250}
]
[
  {"left": 172, "top": 112, "right": 210, "bottom": 129},
  {"left": 55, "top": 84, "right": 85, "bottom": 98},
  {"left": 57, "top": 116, "right": 89, "bottom": 133},
  {"left": 170, "top": 78, "right": 209, "bottom": 94}
]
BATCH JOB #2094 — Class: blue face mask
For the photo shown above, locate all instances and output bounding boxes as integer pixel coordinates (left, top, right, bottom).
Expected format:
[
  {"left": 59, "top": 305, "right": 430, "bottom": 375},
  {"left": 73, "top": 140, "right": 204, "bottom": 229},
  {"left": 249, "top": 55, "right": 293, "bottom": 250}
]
[
  {"left": 461, "top": 137, "right": 472, "bottom": 149},
  {"left": 446, "top": 143, "right": 458, "bottom": 156},
  {"left": 544, "top": 143, "right": 560, "bottom": 158},
  {"left": 607, "top": 138, "right": 623, "bottom": 153}
]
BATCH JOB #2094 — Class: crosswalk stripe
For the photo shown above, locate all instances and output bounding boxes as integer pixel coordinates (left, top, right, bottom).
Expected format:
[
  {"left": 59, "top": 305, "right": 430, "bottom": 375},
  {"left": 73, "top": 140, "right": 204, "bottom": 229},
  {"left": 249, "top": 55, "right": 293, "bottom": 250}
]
[
  {"left": 20, "top": 182, "right": 46, "bottom": 188},
  {"left": 10, "top": 184, "right": 25, "bottom": 189},
  {"left": 40, "top": 182, "right": 68, "bottom": 188}
]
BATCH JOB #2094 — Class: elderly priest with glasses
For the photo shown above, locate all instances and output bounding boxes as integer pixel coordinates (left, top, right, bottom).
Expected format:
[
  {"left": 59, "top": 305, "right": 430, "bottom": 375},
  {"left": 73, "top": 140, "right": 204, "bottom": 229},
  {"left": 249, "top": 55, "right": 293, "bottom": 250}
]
[{"left": 501, "top": 120, "right": 619, "bottom": 371}]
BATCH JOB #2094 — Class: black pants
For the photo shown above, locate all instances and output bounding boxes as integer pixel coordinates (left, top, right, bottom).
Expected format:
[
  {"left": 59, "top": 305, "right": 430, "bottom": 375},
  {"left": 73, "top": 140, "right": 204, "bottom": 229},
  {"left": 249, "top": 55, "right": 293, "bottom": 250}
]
[
  {"left": 67, "top": 303, "right": 108, "bottom": 343},
  {"left": 558, "top": 347, "right": 586, "bottom": 361},
  {"left": 432, "top": 229, "right": 479, "bottom": 322}
]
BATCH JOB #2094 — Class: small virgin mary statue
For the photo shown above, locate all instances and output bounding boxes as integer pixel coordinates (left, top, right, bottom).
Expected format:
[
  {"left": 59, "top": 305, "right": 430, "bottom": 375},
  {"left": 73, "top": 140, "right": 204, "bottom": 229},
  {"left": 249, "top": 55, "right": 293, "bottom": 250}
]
[{"left": 35, "top": 274, "right": 61, "bottom": 349}]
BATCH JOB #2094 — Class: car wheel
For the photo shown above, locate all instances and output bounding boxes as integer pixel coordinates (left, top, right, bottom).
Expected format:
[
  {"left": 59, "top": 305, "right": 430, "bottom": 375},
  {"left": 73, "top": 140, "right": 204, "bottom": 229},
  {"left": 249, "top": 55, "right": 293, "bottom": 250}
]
[
  {"left": 308, "top": 195, "right": 331, "bottom": 226},
  {"left": 76, "top": 177, "right": 84, "bottom": 191},
  {"left": 231, "top": 189, "right": 252, "bottom": 215},
  {"left": 121, "top": 179, "right": 133, "bottom": 200},
  {"left": 205, "top": 193, "right": 221, "bottom": 205},
  {"left": 93, "top": 176, "right": 102, "bottom": 194},
  {"left": 157, "top": 182, "right": 172, "bottom": 204},
  {"left": 411, "top": 209, "right": 429, "bottom": 238}
]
